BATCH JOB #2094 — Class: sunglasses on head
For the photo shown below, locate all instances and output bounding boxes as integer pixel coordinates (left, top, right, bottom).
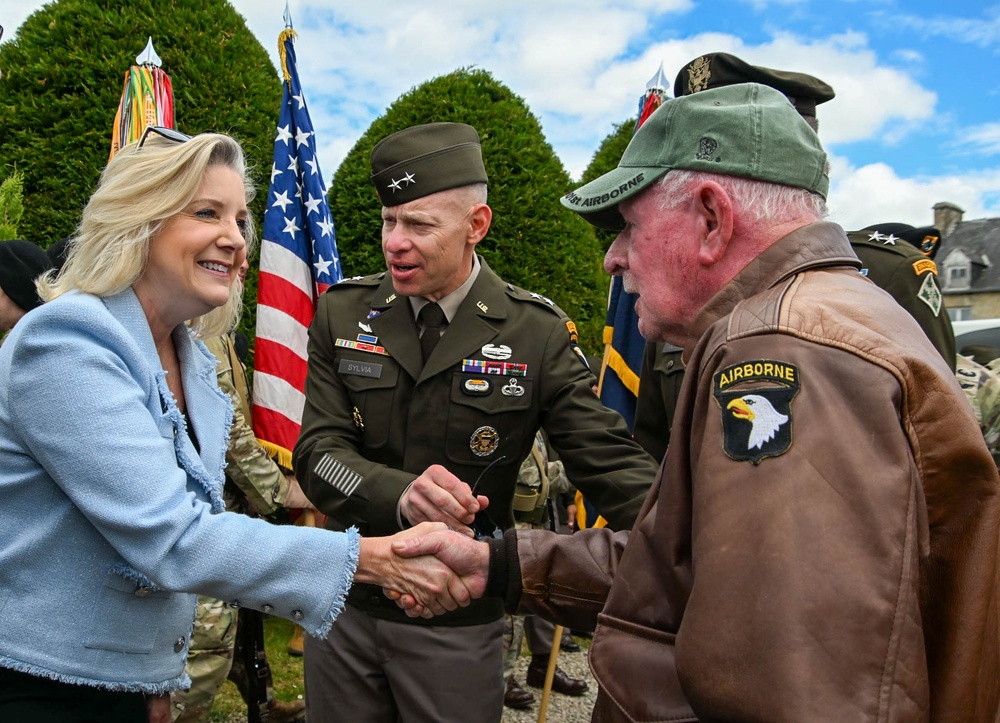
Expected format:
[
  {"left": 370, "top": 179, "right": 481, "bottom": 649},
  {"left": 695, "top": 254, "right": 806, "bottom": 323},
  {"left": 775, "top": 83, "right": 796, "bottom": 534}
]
[{"left": 137, "top": 125, "right": 192, "bottom": 149}]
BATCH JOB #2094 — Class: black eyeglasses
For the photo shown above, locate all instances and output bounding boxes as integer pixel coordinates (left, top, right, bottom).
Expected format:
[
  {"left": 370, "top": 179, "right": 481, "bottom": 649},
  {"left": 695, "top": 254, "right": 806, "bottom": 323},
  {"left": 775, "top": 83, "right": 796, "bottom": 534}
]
[
  {"left": 137, "top": 125, "right": 192, "bottom": 149},
  {"left": 469, "top": 455, "right": 507, "bottom": 541}
]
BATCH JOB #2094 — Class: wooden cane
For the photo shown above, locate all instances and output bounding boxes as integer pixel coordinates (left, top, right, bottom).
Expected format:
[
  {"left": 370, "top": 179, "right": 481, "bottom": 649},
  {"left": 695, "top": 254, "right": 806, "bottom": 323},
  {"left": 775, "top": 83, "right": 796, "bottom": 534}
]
[{"left": 536, "top": 623, "right": 565, "bottom": 723}]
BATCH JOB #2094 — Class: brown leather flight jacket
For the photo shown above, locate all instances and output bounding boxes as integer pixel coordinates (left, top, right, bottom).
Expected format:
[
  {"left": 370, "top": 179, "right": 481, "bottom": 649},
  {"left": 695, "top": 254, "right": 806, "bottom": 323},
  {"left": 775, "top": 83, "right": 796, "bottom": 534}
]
[{"left": 516, "top": 223, "right": 1000, "bottom": 721}]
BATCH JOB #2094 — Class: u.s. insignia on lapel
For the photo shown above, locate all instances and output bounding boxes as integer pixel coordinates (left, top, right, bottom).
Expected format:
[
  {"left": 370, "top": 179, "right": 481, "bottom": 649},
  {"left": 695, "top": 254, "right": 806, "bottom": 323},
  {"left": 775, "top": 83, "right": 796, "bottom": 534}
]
[{"left": 713, "top": 360, "right": 799, "bottom": 465}]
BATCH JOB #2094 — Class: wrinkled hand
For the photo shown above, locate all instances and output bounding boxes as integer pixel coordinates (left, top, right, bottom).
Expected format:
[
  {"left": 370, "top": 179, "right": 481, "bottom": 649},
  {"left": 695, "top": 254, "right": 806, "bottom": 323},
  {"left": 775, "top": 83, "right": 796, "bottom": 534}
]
[
  {"left": 399, "top": 464, "right": 488, "bottom": 535},
  {"left": 146, "top": 693, "right": 171, "bottom": 723},
  {"left": 386, "top": 529, "right": 490, "bottom": 618},
  {"left": 356, "top": 522, "right": 478, "bottom": 618},
  {"left": 283, "top": 475, "right": 316, "bottom": 510}
]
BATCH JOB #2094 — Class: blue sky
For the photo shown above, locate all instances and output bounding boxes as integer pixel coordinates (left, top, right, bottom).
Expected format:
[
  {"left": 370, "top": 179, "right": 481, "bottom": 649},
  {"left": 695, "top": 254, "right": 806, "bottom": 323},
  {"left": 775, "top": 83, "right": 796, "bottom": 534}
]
[{"left": 2, "top": 0, "right": 998, "bottom": 231}]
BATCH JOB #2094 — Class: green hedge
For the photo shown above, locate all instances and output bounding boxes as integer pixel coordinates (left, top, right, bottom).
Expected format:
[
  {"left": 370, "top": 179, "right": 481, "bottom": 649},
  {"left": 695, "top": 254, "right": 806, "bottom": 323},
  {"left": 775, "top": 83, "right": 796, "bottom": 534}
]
[
  {"left": 0, "top": 0, "right": 281, "bottom": 341},
  {"left": 580, "top": 118, "right": 636, "bottom": 251}
]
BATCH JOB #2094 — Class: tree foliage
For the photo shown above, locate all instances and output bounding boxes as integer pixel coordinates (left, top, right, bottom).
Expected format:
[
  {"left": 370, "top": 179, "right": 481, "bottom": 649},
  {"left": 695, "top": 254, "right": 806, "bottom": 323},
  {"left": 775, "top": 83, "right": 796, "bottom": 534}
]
[
  {"left": 580, "top": 118, "right": 636, "bottom": 251},
  {"left": 0, "top": 0, "right": 281, "bottom": 340},
  {"left": 0, "top": 172, "right": 25, "bottom": 241},
  {"left": 329, "top": 68, "right": 608, "bottom": 352}
]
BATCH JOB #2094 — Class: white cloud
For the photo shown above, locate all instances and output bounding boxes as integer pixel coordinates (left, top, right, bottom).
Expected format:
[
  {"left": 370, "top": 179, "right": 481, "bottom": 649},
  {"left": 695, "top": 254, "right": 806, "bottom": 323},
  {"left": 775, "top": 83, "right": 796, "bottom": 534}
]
[
  {"left": 4, "top": 0, "right": 996, "bottom": 237},
  {"left": 953, "top": 122, "right": 1000, "bottom": 156},
  {"left": 878, "top": 9, "right": 1000, "bottom": 48},
  {"left": 827, "top": 154, "right": 1000, "bottom": 231}
]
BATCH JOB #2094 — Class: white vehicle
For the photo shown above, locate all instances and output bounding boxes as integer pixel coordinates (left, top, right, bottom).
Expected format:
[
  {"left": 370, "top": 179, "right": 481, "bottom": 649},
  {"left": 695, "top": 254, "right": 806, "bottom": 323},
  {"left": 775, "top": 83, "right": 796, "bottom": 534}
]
[{"left": 953, "top": 318, "right": 1000, "bottom": 352}]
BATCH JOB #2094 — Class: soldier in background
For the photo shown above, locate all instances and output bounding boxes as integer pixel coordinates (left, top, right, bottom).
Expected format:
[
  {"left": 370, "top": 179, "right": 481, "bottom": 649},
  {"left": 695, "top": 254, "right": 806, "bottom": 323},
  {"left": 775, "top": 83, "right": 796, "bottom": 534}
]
[
  {"left": 957, "top": 353, "right": 1000, "bottom": 466},
  {"left": 633, "top": 52, "right": 834, "bottom": 459},
  {"left": 502, "top": 430, "right": 588, "bottom": 710},
  {"left": 0, "top": 239, "right": 51, "bottom": 344},
  {"left": 850, "top": 223, "right": 955, "bottom": 370}
]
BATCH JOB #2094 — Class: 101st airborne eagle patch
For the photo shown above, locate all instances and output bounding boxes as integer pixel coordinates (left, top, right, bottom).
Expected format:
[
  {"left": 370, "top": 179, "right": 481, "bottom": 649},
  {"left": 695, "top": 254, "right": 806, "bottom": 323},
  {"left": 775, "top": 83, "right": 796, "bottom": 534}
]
[{"left": 713, "top": 360, "right": 800, "bottom": 465}]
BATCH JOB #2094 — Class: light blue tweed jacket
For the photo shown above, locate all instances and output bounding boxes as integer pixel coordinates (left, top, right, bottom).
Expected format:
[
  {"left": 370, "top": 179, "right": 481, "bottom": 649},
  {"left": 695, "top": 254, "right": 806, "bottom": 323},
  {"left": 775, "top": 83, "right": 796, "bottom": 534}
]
[{"left": 0, "top": 289, "right": 358, "bottom": 693}]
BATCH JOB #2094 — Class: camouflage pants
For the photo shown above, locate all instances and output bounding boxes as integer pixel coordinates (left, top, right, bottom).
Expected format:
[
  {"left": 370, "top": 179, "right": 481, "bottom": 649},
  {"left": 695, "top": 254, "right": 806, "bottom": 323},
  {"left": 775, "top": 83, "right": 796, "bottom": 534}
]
[{"left": 171, "top": 596, "right": 238, "bottom": 723}]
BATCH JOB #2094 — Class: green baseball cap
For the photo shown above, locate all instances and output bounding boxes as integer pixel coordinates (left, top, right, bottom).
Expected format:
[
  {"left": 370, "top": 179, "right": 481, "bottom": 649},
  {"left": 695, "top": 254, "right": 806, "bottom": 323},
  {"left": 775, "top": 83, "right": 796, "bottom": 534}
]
[
  {"left": 561, "top": 83, "right": 830, "bottom": 231},
  {"left": 370, "top": 122, "right": 488, "bottom": 206}
]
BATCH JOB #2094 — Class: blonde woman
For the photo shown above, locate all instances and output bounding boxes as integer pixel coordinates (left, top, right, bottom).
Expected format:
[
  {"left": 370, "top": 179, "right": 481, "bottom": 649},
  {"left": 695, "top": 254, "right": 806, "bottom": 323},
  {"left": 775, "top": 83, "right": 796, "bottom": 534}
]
[{"left": 0, "top": 129, "right": 479, "bottom": 722}]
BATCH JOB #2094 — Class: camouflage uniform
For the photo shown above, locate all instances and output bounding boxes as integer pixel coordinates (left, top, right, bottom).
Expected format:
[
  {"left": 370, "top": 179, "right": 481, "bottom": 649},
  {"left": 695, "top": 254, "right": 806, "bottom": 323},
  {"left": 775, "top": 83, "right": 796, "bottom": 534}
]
[
  {"left": 171, "top": 334, "right": 291, "bottom": 723},
  {"left": 956, "top": 354, "right": 1000, "bottom": 466},
  {"left": 502, "top": 431, "right": 572, "bottom": 679}
]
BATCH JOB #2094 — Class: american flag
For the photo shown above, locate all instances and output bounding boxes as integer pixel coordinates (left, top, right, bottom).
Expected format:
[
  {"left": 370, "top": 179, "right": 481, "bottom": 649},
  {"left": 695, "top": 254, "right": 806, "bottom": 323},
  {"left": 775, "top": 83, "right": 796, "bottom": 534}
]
[{"left": 252, "top": 27, "right": 341, "bottom": 468}]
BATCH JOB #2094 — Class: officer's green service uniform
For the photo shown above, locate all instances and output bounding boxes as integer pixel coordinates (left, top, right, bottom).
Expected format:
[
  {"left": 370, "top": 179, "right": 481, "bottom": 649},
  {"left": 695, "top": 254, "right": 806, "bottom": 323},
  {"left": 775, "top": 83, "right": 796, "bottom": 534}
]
[
  {"left": 293, "top": 122, "right": 656, "bottom": 723},
  {"left": 848, "top": 228, "right": 955, "bottom": 370}
]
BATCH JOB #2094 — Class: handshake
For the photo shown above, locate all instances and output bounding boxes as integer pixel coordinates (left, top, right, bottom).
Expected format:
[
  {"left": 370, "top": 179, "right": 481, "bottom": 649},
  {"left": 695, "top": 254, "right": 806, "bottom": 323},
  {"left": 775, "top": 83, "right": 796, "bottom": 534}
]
[{"left": 356, "top": 522, "right": 492, "bottom": 618}]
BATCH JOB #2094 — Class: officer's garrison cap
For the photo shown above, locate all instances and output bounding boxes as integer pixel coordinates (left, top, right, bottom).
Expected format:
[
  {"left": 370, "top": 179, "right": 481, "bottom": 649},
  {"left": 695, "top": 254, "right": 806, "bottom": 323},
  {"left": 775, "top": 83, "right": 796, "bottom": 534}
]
[
  {"left": 674, "top": 52, "right": 835, "bottom": 121},
  {"left": 370, "top": 122, "right": 488, "bottom": 207}
]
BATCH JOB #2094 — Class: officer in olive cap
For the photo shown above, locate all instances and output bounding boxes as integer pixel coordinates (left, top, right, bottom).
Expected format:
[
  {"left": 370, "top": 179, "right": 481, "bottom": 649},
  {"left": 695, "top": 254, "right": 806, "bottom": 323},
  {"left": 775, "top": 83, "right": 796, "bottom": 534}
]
[
  {"left": 634, "top": 52, "right": 836, "bottom": 459},
  {"left": 850, "top": 222, "right": 955, "bottom": 369},
  {"left": 0, "top": 239, "right": 51, "bottom": 338},
  {"left": 293, "top": 122, "right": 657, "bottom": 722}
]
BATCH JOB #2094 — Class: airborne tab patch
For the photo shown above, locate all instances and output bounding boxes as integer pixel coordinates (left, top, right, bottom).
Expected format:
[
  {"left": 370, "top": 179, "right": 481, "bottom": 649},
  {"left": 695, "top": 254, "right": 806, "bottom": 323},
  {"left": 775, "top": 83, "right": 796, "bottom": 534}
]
[{"left": 713, "top": 360, "right": 800, "bottom": 465}]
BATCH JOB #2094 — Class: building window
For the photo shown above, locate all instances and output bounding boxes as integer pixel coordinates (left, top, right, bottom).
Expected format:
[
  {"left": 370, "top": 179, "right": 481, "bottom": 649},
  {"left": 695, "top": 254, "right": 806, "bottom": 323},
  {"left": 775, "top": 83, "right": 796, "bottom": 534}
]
[
  {"left": 949, "top": 306, "right": 972, "bottom": 322},
  {"left": 947, "top": 265, "right": 969, "bottom": 290}
]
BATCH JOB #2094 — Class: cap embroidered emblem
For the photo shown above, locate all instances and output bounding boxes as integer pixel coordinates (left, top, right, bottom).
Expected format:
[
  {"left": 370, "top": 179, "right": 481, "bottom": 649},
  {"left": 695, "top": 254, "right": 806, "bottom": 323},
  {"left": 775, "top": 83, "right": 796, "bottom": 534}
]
[
  {"left": 687, "top": 55, "right": 711, "bottom": 93},
  {"left": 697, "top": 137, "right": 719, "bottom": 162}
]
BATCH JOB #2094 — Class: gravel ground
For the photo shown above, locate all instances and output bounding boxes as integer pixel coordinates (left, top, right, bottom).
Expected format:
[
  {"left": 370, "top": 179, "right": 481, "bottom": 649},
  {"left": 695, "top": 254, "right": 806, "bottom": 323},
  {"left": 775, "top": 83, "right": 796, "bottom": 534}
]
[
  {"left": 503, "top": 648, "right": 596, "bottom": 723},
  {"left": 211, "top": 648, "right": 596, "bottom": 722}
]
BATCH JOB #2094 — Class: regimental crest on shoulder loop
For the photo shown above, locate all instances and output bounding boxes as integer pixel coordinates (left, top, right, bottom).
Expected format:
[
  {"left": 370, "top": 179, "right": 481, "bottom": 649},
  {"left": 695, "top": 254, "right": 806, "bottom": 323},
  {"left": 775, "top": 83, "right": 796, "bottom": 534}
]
[{"left": 713, "top": 359, "right": 800, "bottom": 465}]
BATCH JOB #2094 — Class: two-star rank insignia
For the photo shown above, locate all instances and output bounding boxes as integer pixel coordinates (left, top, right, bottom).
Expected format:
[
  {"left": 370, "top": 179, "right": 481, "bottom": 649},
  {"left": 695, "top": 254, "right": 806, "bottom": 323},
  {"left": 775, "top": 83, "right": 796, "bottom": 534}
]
[{"left": 713, "top": 360, "right": 800, "bottom": 465}]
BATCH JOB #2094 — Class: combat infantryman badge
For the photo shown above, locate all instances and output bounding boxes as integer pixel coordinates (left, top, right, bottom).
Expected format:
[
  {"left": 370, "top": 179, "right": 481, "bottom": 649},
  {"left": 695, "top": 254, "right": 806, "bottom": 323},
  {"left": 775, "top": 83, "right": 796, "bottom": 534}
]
[{"left": 713, "top": 360, "right": 800, "bottom": 464}]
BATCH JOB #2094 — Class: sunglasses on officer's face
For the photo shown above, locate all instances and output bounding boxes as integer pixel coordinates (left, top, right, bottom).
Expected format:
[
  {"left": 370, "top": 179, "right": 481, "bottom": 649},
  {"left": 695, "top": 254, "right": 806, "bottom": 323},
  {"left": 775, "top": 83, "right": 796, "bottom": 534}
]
[{"left": 137, "top": 125, "right": 192, "bottom": 149}]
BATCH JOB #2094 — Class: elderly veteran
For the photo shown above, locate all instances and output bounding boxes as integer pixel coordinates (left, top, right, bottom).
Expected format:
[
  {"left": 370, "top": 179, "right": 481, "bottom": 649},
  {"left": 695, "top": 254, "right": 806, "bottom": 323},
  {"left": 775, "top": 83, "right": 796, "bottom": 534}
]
[
  {"left": 633, "top": 51, "right": 836, "bottom": 461},
  {"left": 293, "top": 121, "right": 657, "bottom": 722},
  {"left": 393, "top": 84, "right": 1000, "bottom": 721},
  {"left": 0, "top": 238, "right": 51, "bottom": 339},
  {"left": 0, "top": 128, "right": 476, "bottom": 723}
]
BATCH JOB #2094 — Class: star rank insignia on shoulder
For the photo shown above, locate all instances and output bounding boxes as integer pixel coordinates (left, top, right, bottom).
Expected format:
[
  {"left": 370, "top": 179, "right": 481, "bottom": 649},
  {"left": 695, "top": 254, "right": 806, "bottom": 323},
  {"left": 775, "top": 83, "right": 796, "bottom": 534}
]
[
  {"left": 504, "top": 283, "right": 565, "bottom": 317},
  {"left": 713, "top": 360, "right": 800, "bottom": 465}
]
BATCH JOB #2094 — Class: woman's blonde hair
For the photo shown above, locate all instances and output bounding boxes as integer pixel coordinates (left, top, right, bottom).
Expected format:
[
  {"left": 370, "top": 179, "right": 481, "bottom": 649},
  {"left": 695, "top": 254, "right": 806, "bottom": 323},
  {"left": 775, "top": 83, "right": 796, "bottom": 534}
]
[{"left": 38, "top": 132, "right": 256, "bottom": 336}]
